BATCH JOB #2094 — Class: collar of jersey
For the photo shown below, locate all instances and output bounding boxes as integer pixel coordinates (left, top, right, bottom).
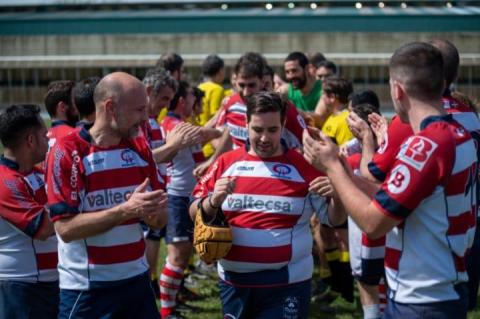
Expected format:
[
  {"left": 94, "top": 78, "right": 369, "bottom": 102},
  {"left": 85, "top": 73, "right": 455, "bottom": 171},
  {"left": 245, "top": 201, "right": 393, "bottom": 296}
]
[
  {"left": 167, "top": 111, "right": 181, "bottom": 120},
  {"left": 0, "top": 155, "right": 20, "bottom": 170},
  {"left": 51, "top": 119, "right": 71, "bottom": 127},
  {"left": 420, "top": 114, "right": 454, "bottom": 130}
]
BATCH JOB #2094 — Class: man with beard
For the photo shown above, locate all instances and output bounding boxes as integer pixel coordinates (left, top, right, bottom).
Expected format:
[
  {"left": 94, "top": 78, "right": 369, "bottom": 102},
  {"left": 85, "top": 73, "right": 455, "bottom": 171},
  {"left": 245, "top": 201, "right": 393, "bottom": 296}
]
[
  {"left": 282, "top": 51, "right": 322, "bottom": 112},
  {"left": 46, "top": 72, "right": 168, "bottom": 319},
  {"left": 189, "top": 92, "right": 345, "bottom": 319},
  {"left": 193, "top": 52, "right": 306, "bottom": 179},
  {"left": 44, "top": 80, "right": 79, "bottom": 148}
]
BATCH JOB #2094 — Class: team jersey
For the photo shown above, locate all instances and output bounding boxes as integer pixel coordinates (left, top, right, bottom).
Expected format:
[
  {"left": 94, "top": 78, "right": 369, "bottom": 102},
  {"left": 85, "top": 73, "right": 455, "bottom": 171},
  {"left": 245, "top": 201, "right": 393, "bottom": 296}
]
[
  {"left": 0, "top": 157, "right": 58, "bottom": 283},
  {"left": 47, "top": 120, "right": 76, "bottom": 149},
  {"left": 216, "top": 93, "right": 306, "bottom": 150},
  {"left": 141, "top": 116, "right": 167, "bottom": 183},
  {"left": 373, "top": 115, "right": 477, "bottom": 303},
  {"left": 161, "top": 112, "right": 205, "bottom": 197},
  {"left": 369, "top": 95, "right": 480, "bottom": 183},
  {"left": 321, "top": 109, "right": 354, "bottom": 146},
  {"left": 347, "top": 153, "right": 385, "bottom": 282},
  {"left": 46, "top": 127, "right": 165, "bottom": 290},
  {"left": 287, "top": 80, "right": 322, "bottom": 112},
  {"left": 192, "top": 147, "right": 329, "bottom": 287}
]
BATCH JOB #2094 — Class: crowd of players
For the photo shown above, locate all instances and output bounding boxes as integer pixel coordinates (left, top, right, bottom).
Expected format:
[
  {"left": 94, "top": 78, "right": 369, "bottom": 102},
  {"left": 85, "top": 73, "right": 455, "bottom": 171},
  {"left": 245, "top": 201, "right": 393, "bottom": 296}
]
[{"left": 0, "top": 39, "right": 479, "bottom": 319}]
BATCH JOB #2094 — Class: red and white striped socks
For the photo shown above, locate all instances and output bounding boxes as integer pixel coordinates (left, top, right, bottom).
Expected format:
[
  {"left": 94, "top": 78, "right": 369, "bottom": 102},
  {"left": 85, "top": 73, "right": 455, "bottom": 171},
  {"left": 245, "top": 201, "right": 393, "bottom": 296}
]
[{"left": 160, "top": 259, "right": 185, "bottom": 318}]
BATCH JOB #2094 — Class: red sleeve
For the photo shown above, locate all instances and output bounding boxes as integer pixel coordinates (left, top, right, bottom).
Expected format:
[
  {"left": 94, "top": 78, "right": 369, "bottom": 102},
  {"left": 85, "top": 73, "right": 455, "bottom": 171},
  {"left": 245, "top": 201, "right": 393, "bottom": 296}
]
[
  {"left": 192, "top": 156, "right": 224, "bottom": 199},
  {"left": 373, "top": 130, "right": 454, "bottom": 221},
  {"left": 368, "top": 116, "right": 413, "bottom": 182},
  {"left": 0, "top": 173, "right": 47, "bottom": 237},
  {"left": 46, "top": 141, "right": 84, "bottom": 221},
  {"left": 284, "top": 102, "right": 306, "bottom": 145},
  {"left": 216, "top": 104, "right": 228, "bottom": 128}
]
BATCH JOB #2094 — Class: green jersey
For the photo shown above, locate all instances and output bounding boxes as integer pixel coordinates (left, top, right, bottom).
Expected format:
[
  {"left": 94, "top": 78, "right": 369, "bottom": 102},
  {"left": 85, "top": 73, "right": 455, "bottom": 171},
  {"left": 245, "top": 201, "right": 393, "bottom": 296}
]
[{"left": 287, "top": 80, "right": 322, "bottom": 112}]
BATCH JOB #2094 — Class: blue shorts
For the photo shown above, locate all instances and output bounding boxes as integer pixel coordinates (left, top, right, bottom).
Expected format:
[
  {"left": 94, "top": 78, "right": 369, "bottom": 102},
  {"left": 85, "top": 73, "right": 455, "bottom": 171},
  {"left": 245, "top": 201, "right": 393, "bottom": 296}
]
[
  {"left": 165, "top": 195, "right": 193, "bottom": 244},
  {"left": 58, "top": 272, "right": 159, "bottom": 319},
  {"left": 383, "top": 283, "right": 468, "bottom": 319},
  {"left": 140, "top": 222, "right": 166, "bottom": 241},
  {"left": 219, "top": 279, "right": 311, "bottom": 319},
  {"left": 0, "top": 280, "right": 59, "bottom": 319}
]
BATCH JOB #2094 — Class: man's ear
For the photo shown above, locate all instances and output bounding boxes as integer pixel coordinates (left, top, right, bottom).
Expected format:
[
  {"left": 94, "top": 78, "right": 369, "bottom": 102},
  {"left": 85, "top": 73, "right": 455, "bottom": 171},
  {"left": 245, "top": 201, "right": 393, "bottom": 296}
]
[
  {"left": 104, "top": 99, "right": 115, "bottom": 116},
  {"left": 25, "top": 132, "right": 35, "bottom": 148},
  {"left": 56, "top": 101, "right": 67, "bottom": 116},
  {"left": 146, "top": 85, "right": 153, "bottom": 96},
  {"left": 392, "top": 80, "right": 405, "bottom": 102}
]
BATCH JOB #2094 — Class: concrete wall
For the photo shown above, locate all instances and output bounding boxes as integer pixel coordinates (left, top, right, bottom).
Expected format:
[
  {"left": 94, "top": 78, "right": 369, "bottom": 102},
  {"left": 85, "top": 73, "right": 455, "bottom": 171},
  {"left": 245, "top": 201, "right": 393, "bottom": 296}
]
[{"left": 1, "top": 32, "right": 479, "bottom": 56}]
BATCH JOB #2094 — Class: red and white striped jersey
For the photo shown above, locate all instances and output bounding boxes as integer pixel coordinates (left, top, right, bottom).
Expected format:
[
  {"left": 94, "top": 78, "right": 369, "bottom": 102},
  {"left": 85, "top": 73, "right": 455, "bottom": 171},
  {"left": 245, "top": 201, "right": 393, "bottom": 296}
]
[
  {"left": 46, "top": 127, "right": 165, "bottom": 290},
  {"left": 141, "top": 116, "right": 167, "bottom": 183},
  {"left": 161, "top": 112, "right": 205, "bottom": 196},
  {"left": 0, "top": 157, "right": 58, "bottom": 282},
  {"left": 216, "top": 93, "right": 306, "bottom": 150},
  {"left": 192, "top": 147, "right": 329, "bottom": 287},
  {"left": 47, "top": 120, "right": 76, "bottom": 149},
  {"left": 373, "top": 115, "right": 477, "bottom": 303}
]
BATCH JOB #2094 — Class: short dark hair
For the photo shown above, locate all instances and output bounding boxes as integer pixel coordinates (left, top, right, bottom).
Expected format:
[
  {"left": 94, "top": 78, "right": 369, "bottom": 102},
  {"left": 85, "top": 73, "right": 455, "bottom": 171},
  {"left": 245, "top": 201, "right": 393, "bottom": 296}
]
[
  {"left": 44, "top": 80, "right": 75, "bottom": 117},
  {"left": 169, "top": 80, "right": 190, "bottom": 111},
  {"left": 322, "top": 76, "right": 353, "bottom": 105},
  {"left": 73, "top": 77, "right": 100, "bottom": 118},
  {"left": 143, "top": 67, "right": 178, "bottom": 96},
  {"left": 351, "top": 103, "right": 381, "bottom": 123},
  {"left": 157, "top": 53, "right": 184, "bottom": 74},
  {"left": 234, "top": 52, "right": 265, "bottom": 79},
  {"left": 193, "top": 87, "right": 204, "bottom": 106},
  {"left": 349, "top": 89, "right": 380, "bottom": 110},
  {"left": 310, "top": 52, "right": 327, "bottom": 68},
  {"left": 430, "top": 39, "right": 459, "bottom": 88},
  {"left": 202, "top": 54, "right": 225, "bottom": 77},
  {"left": 285, "top": 52, "right": 309, "bottom": 69},
  {"left": 263, "top": 64, "right": 275, "bottom": 79},
  {"left": 317, "top": 60, "right": 337, "bottom": 75},
  {"left": 245, "top": 91, "right": 287, "bottom": 124},
  {"left": 390, "top": 42, "right": 444, "bottom": 102},
  {"left": 0, "top": 104, "right": 42, "bottom": 149}
]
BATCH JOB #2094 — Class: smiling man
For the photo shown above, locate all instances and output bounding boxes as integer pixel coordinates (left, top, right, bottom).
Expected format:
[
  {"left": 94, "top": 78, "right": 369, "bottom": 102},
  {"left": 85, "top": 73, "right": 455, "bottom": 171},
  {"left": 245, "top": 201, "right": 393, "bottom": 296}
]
[{"left": 189, "top": 91, "right": 345, "bottom": 319}]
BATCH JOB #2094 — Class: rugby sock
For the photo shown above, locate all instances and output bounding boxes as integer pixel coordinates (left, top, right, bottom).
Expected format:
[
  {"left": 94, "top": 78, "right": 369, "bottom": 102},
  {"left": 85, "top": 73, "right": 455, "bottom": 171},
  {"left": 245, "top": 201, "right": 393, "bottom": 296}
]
[
  {"left": 325, "top": 248, "right": 341, "bottom": 293},
  {"left": 362, "top": 304, "right": 381, "bottom": 319},
  {"left": 339, "top": 251, "right": 354, "bottom": 302},
  {"left": 378, "top": 278, "right": 387, "bottom": 313},
  {"left": 160, "top": 259, "right": 185, "bottom": 318}
]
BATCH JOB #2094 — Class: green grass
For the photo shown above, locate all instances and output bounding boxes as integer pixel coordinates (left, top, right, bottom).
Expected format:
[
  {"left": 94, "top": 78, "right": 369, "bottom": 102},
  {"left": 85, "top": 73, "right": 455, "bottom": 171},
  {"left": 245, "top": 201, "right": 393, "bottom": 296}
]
[{"left": 157, "top": 247, "right": 480, "bottom": 319}]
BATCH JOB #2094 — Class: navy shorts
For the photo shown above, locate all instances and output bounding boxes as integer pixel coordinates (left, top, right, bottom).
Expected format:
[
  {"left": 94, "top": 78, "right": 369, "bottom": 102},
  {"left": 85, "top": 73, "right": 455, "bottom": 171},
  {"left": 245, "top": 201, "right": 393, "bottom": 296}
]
[
  {"left": 140, "top": 221, "right": 166, "bottom": 241},
  {"left": 219, "top": 279, "right": 311, "bottom": 319},
  {"left": 165, "top": 194, "right": 193, "bottom": 244},
  {"left": 0, "top": 280, "right": 59, "bottom": 319},
  {"left": 58, "top": 272, "right": 159, "bottom": 319},
  {"left": 383, "top": 283, "right": 468, "bottom": 319},
  {"left": 466, "top": 218, "right": 480, "bottom": 311}
]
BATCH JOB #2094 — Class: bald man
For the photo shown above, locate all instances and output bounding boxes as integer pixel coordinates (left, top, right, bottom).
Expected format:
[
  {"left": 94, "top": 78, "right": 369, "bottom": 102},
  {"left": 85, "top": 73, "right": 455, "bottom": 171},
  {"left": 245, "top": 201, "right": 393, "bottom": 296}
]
[{"left": 46, "top": 72, "right": 167, "bottom": 319}]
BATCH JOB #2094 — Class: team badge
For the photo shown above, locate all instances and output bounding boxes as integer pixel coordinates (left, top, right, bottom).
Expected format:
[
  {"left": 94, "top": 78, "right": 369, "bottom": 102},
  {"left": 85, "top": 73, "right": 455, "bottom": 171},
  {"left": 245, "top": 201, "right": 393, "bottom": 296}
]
[
  {"left": 387, "top": 164, "right": 411, "bottom": 194},
  {"left": 397, "top": 136, "right": 437, "bottom": 171}
]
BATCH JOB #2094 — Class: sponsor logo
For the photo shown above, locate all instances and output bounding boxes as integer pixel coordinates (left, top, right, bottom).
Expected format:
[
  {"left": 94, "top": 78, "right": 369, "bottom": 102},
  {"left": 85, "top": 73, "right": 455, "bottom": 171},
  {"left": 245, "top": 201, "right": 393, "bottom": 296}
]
[
  {"left": 387, "top": 164, "right": 411, "bottom": 194},
  {"left": 226, "top": 195, "right": 292, "bottom": 213},
  {"left": 272, "top": 163, "right": 292, "bottom": 178},
  {"left": 236, "top": 165, "right": 254, "bottom": 172},
  {"left": 4, "top": 179, "right": 32, "bottom": 209},
  {"left": 53, "top": 148, "right": 65, "bottom": 194},
  {"left": 120, "top": 149, "right": 136, "bottom": 167},
  {"left": 87, "top": 157, "right": 105, "bottom": 167},
  {"left": 227, "top": 124, "right": 248, "bottom": 141},
  {"left": 397, "top": 136, "right": 437, "bottom": 171},
  {"left": 283, "top": 296, "right": 299, "bottom": 319},
  {"left": 70, "top": 150, "right": 81, "bottom": 201},
  {"left": 85, "top": 189, "right": 132, "bottom": 208}
]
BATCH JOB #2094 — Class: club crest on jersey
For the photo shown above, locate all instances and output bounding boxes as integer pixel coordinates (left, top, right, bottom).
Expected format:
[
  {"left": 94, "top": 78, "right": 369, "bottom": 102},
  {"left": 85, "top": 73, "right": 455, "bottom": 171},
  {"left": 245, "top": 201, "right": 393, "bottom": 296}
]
[
  {"left": 397, "top": 136, "right": 437, "bottom": 171},
  {"left": 387, "top": 164, "right": 411, "bottom": 194},
  {"left": 120, "top": 149, "right": 136, "bottom": 167},
  {"left": 271, "top": 163, "right": 292, "bottom": 178}
]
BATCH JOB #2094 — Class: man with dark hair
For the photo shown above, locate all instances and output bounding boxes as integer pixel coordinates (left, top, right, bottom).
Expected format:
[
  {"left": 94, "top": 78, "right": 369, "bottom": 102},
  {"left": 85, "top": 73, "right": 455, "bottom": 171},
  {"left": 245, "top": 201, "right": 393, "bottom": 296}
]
[
  {"left": 46, "top": 72, "right": 168, "bottom": 319},
  {"left": 44, "top": 80, "right": 78, "bottom": 147},
  {"left": 262, "top": 64, "right": 275, "bottom": 91},
  {"left": 315, "top": 60, "right": 337, "bottom": 81},
  {"left": 158, "top": 81, "right": 208, "bottom": 319},
  {"left": 189, "top": 91, "right": 344, "bottom": 319},
  {"left": 157, "top": 53, "right": 184, "bottom": 81},
  {"left": 349, "top": 89, "right": 380, "bottom": 112},
  {"left": 282, "top": 51, "right": 322, "bottom": 112},
  {"left": 193, "top": 52, "right": 306, "bottom": 178},
  {"left": 198, "top": 54, "right": 226, "bottom": 157},
  {"left": 0, "top": 104, "right": 58, "bottom": 319},
  {"left": 73, "top": 76, "right": 100, "bottom": 130},
  {"left": 305, "top": 42, "right": 477, "bottom": 319}
]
